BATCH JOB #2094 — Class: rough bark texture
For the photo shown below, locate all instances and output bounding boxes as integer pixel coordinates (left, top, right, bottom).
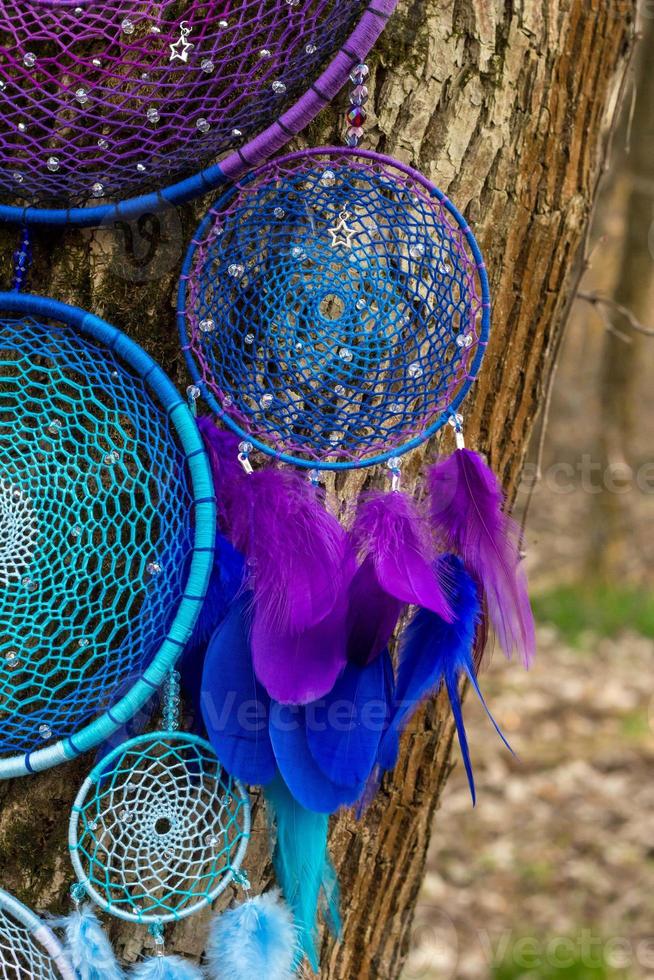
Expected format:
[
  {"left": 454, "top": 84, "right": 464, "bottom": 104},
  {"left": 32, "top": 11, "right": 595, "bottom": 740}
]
[{"left": 0, "top": 2, "right": 636, "bottom": 978}]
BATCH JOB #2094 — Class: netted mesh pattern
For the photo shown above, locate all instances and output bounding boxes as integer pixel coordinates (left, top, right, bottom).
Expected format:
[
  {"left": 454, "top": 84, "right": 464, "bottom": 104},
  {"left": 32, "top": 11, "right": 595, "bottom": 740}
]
[
  {"left": 0, "top": 0, "right": 367, "bottom": 208},
  {"left": 180, "top": 149, "right": 489, "bottom": 468},
  {"left": 70, "top": 732, "right": 250, "bottom": 923},
  {"left": 0, "top": 316, "right": 195, "bottom": 759},
  {"left": 0, "top": 889, "right": 74, "bottom": 979}
]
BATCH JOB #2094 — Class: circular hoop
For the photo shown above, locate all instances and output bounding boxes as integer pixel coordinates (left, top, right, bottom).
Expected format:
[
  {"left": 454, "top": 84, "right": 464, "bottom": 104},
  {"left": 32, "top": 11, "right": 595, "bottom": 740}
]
[
  {"left": 0, "top": 0, "right": 398, "bottom": 226},
  {"left": 0, "top": 293, "right": 215, "bottom": 778},
  {"left": 0, "top": 888, "right": 75, "bottom": 979},
  {"left": 178, "top": 147, "right": 491, "bottom": 470},
  {"left": 69, "top": 731, "right": 251, "bottom": 924}
]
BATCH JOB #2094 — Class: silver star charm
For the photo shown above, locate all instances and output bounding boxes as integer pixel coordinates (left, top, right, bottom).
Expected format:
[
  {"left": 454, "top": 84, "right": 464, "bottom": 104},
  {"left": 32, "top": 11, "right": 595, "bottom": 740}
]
[
  {"left": 329, "top": 210, "right": 355, "bottom": 249},
  {"left": 170, "top": 21, "right": 194, "bottom": 63}
]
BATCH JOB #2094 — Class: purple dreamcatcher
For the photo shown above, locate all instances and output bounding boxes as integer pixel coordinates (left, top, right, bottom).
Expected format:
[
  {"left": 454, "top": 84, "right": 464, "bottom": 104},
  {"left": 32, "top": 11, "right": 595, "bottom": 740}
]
[{"left": 0, "top": 0, "right": 398, "bottom": 224}]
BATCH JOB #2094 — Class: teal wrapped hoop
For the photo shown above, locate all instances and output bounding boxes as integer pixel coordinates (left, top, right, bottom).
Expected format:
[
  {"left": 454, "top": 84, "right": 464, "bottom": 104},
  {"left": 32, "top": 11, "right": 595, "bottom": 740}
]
[
  {"left": 0, "top": 887, "right": 75, "bottom": 979},
  {"left": 0, "top": 294, "right": 215, "bottom": 779},
  {"left": 69, "top": 731, "right": 251, "bottom": 924}
]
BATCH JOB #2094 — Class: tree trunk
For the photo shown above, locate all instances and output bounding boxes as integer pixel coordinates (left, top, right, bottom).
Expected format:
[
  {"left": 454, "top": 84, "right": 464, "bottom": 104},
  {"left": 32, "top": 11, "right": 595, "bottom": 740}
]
[{"left": 0, "top": 2, "right": 636, "bottom": 978}]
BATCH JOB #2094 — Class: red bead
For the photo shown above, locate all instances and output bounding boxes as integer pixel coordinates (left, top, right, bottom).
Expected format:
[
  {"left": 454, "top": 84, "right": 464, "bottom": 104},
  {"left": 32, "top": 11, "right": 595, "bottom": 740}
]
[{"left": 346, "top": 105, "right": 367, "bottom": 127}]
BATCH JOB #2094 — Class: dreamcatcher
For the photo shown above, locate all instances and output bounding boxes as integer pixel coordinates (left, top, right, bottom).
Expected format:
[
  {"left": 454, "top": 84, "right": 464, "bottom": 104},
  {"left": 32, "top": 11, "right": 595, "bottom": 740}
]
[
  {"left": 65, "top": 670, "right": 298, "bottom": 979},
  {"left": 178, "top": 131, "right": 535, "bottom": 969},
  {"left": 0, "top": 0, "right": 398, "bottom": 225},
  {"left": 0, "top": 888, "right": 75, "bottom": 979},
  {"left": 0, "top": 292, "right": 215, "bottom": 779}
]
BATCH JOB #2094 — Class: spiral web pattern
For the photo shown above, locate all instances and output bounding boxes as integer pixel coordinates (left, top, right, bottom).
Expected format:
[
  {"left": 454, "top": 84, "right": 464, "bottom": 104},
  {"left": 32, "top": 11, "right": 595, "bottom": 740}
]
[
  {"left": 181, "top": 150, "right": 489, "bottom": 467},
  {"left": 0, "top": 0, "right": 366, "bottom": 207},
  {"left": 70, "top": 733, "right": 250, "bottom": 923},
  {"left": 0, "top": 889, "right": 74, "bottom": 979},
  {"left": 0, "top": 316, "right": 195, "bottom": 758}
]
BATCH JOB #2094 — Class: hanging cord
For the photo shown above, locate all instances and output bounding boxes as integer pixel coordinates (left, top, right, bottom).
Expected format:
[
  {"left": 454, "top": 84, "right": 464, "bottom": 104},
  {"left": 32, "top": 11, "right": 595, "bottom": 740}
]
[
  {"left": 11, "top": 226, "right": 32, "bottom": 292},
  {"left": 162, "top": 669, "right": 181, "bottom": 731}
]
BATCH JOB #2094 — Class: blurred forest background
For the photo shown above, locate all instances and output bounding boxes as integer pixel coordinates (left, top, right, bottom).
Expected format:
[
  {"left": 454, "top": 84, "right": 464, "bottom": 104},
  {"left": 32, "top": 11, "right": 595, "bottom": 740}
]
[{"left": 403, "top": 13, "right": 654, "bottom": 980}]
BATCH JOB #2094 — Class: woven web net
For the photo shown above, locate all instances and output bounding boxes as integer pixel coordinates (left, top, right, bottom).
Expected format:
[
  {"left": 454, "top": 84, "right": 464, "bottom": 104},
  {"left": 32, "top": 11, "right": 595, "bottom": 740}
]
[
  {"left": 181, "top": 150, "right": 488, "bottom": 467},
  {"left": 0, "top": 0, "right": 366, "bottom": 208},
  {"left": 70, "top": 733, "right": 249, "bottom": 922},
  {"left": 0, "top": 316, "right": 194, "bottom": 759},
  {"left": 0, "top": 891, "right": 70, "bottom": 979}
]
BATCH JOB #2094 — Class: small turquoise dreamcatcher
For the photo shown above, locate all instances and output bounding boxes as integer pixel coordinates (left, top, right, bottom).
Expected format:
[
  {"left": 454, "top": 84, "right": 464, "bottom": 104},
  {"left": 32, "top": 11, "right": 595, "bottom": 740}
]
[{"left": 64, "top": 671, "right": 297, "bottom": 979}]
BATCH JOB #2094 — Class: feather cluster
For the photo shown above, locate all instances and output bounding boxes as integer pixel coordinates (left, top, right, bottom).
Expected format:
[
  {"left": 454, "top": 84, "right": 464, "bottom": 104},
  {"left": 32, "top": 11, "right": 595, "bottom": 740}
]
[
  {"left": 59, "top": 905, "right": 124, "bottom": 980},
  {"left": 130, "top": 956, "right": 203, "bottom": 978},
  {"left": 205, "top": 891, "right": 296, "bottom": 980}
]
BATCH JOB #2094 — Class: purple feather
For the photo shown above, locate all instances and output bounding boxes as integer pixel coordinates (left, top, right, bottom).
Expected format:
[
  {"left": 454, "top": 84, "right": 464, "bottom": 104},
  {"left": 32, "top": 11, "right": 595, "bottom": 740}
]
[
  {"left": 351, "top": 491, "right": 453, "bottom": 621},
  {"left": 244, "top": 468, "right": 354, "bottom": 633},
  {"left": 346, "top": 556, "right": 403, "bottom": 666},
  {"left": 428, "top": 450, "right": 535, "bottom": 666},
  {"left": 252, "top": 593, "right": 348, "bottom": 705}
]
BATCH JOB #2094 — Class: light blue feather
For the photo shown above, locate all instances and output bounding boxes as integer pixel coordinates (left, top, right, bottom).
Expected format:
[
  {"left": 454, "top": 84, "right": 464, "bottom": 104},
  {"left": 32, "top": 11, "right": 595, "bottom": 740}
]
[
  {"left": 205, "top": 891, "right": 296, "bottom": 980},
  {"left": 130, "top": 955, "right": 203, "bottom": 978},
  {"left": 264, "top": 773, "right": 341, "bottom": 971},
  {"left": 60, "top": 905, "right": 124, "bottom": 980}
]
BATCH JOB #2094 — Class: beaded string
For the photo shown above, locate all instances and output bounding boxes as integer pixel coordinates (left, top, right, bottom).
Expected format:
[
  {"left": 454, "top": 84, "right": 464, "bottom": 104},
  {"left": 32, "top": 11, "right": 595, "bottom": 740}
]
[{"left": 11, "top": 227, "right": 31, "bottom": 292}]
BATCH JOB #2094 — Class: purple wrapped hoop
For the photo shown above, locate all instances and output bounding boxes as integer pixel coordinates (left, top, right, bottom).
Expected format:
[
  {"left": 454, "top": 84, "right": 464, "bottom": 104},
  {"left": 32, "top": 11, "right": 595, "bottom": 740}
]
[
  {"left": 0, "top": 0, "right": 398, "bottom": 226},
  {"left": 178, "top": 147, "right": 491, "bottom": 470}
]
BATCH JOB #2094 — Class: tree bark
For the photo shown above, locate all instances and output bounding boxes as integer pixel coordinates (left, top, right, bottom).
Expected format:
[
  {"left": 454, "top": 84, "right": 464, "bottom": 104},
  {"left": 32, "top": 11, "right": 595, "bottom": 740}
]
[{"left": 0, "top": 2, "right": 636, "bottom": 978}]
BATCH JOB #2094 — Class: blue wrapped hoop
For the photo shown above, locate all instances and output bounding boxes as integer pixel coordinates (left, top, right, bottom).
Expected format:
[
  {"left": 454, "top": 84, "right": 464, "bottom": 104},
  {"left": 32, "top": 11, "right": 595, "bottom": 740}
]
[
  {"left": 0, "top": 294, "right": 215, "bottom": 778},
  {"left": 178, "top": 147, "right": 491, "bottom": 470}
]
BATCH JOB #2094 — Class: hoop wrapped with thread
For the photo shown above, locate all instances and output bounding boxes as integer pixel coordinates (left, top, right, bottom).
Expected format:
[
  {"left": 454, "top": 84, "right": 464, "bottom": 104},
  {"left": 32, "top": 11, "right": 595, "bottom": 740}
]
[
  {"left": 178, "top": 146, "right": 490, "bottom": 470},
  {"left": 0, "top": 888, "right": 75, "bottom": 979},
  {"left": 0, "top": 1, "right": 398, "bottom": 226},
  {"left": 69, "top": 730, "right": 250, "bottom": 925},
  {"left": 0, "top": 293, "right": 215, "bottom": 779}
]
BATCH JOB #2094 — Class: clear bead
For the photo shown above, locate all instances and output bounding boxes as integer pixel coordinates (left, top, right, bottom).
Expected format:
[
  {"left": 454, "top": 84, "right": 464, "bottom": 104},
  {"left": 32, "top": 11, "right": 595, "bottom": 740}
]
[
  {"left": 23, "top": 52, "right": 36, "bottom": 68},
  {"left": 75, "top": 88, "right": 89, "bottom": 105},
  {"left": 121, "top": 17, "right": 135, "bottom": 33},
  {"left": 409, "top": 242, "right": 425, "bottom": 260},
  {"left": 339, "top": 347, "right": 353, "bottom": 362},
  {"left": 22, "top": 575, "right": 36, "bottom": 592},
  {"left": 46, "top": 156, "right": 60, "bottom": 172},
  {"left": 305, "top": 41, "right": 317, "bottom": 54},
  {"left": 38, "top": 723, "right": 52, "bottom": 739},
  {"left": 238, "top": 441, "right": 253, "bottom": 454},
  {"left": 146, "top": 107, "right": 160, "bottom": 124},
  {"left": 387, "top": 457, "right": 402, "bottom": 469},
  {"left": 91, "top": 182, "right": 105, "bottom": 198},
  {"left": 260, "top": 394, "right": 274, "bottom": 410},
  {"left": 201, "top": 58, "right": 215, "bottom": 73},
  {"left": 147, "top": 561, "right": 163, "bottom": 576},
  {"left": 272, "top": 80, "right": 287, "bottom": 94},
  {"left": 408, "top": 362, "right": 423, "bottom": 379},
  {"left": 186, "top": 384, "right": 201, "bottom": 401},
  {"left": 4, "top": 650, "right": 19, "bottom": 671},
  {"left": 196, "top": 117, "right": 211, "bottom": 134},
  {"left": 199, "top": 317, "right": 216, "bottom": 333},
  {"left": 350, "top": 63, "right": 369, "bottom": 84},
  {"left": 70, "top": 524, "right": 83, "bottom": 538},
  {"left": 273, "top": 206, "right": 285, "bottom": 218},
  {"left": 455, "top": 333, "right": 473, "bottom": 349},
  {"left": 228, "top": 263, "right": 244, "bottom": 279},
  {"left": 244, "top": 333, "right": 254, "bottom": 345},
  {"left": 259, "top": 48, "right": 271, "bottom": 59},
  {"left": 448, "top": 413, "right": 464, "bottom": 428},
  {"left": 47, "top": 419, "right": 62, "bottom": 435},
  {"left": 320, "top": 169, "right": 336, "bottom": 187}
]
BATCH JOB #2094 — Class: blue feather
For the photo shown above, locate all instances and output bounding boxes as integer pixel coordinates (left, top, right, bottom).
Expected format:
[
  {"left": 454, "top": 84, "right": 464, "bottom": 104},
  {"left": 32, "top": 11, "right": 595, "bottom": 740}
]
[
  {"left": 205, "top": 891, "right": 297, "bottom": 980},
  {"left": 201, "top": 593, "right": 276, "bottom": 786},
  {"left": 59, "top": 905, "right": 124, "bottom": 980},
  {"left": 264, "top": 773, "right": 341, "bottom": 971},
  {"left": 269, "top": 702, "right": 365, "bottom": 813},
  {"left": 306, "top": 656, "right": 387, "bottom": 788},
  {"left": 380, "top": 554, "right": 511, "bottom": 804},
  {"left": 178, "top": 532, "right": 245, "bottom": 735},
  {"left": 130, "top": 956, "right": 203, "bottom": 978}
]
